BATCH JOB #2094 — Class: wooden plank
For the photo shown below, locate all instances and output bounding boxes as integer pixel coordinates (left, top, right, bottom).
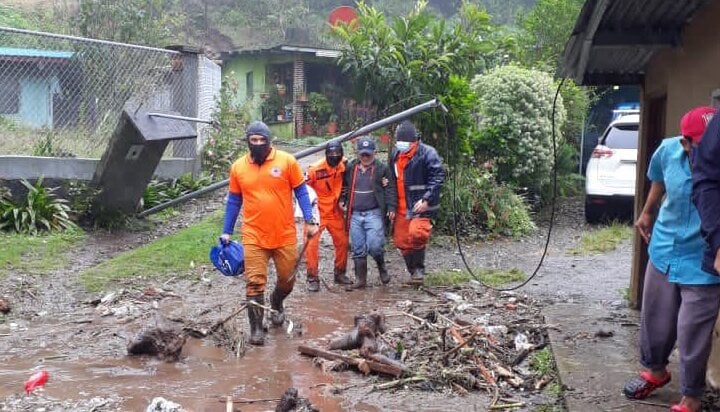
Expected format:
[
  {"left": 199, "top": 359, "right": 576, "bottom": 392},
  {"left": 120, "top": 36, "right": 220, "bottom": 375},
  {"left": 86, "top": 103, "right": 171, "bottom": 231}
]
[{"left": 630, "top": 88, "right": 666, "bottom": 309}]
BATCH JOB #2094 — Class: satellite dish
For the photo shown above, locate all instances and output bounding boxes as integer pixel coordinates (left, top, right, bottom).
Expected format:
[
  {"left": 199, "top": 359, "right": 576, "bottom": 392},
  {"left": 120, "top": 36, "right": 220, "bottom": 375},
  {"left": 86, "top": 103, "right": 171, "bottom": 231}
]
[{"left": 329, "top": 6, "right": 358, "bottom": 27}]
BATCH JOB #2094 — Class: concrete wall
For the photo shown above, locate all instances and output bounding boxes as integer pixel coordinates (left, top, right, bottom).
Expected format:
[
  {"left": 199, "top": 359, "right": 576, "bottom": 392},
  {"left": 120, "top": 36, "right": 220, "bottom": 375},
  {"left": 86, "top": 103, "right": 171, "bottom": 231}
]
[
  {"left": 645, "top": 0, "right": 720, "bottom": 132},
  {"left": 0, "top": 155, "right": 196, "bottom": 181},
  {"left": 641, "top": 0, "right": 720, "bottom": 389}
]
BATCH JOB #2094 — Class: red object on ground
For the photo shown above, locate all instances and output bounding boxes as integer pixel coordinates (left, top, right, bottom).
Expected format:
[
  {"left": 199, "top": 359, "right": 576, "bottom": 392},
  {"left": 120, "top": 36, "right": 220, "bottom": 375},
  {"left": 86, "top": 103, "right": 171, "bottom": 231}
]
[
  {"left": 24, "top": 370, "right": 49, "bottom": 394},
  {"left": 329, "top": 6, "right": 358, "bottom": 27}
]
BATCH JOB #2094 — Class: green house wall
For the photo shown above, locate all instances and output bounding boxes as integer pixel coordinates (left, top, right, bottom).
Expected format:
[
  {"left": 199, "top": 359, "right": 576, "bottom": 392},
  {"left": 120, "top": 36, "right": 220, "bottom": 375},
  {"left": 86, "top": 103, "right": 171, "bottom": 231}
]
[{"left": 222, "top": 53, "right": 343, "bottom": 139}]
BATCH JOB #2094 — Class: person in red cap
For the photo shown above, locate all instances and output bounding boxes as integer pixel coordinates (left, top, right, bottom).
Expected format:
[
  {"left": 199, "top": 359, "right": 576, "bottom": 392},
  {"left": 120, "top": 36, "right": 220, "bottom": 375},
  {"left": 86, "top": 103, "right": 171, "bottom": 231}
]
[{"left": 624, "top": 106, "right": 719, "bottom": 412}]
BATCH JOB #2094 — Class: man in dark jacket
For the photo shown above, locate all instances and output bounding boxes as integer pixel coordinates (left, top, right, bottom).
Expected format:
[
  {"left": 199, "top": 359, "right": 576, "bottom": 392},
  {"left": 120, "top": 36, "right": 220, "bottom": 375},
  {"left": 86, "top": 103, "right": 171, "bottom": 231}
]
[
  {"left": 692, "top": 111, "right": 720, "bottom": 276},
  {"left": 391, "top": 120, "right": 445, "bottom": 282},
  {"left": 341, "top": 136, "right": 397, "bottom": 289}
]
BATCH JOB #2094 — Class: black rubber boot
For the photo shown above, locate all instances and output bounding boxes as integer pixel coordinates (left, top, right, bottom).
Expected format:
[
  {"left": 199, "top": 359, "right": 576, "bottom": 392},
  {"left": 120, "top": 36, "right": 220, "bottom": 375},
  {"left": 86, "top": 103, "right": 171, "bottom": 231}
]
[
  {"left": 247, "top": 294, "right": 265, "bottom": 346},
  {"left": 307, "top": 274, "right": 320, "bottom": 292},
  {"left": 410, "top": 250, "right": 426, "bottom": 282},
  {"left": 333, "top": 268, "right": 353, "bottom": 285},
  {"left": 347, "top": 257, "right": 368, "bottom": 290},
  {"left": 374, "top": 254, "right": 390, "bottom": 285},
  {"left": 269, "top": 288, "right": 289, "bottom": 327},
  {"left": 402, "top": 253, "right": 415, "bottom": 275}
]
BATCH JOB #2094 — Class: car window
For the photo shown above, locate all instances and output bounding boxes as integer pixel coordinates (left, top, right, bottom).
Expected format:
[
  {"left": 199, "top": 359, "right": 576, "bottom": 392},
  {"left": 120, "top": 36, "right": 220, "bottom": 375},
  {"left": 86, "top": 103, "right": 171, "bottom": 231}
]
[{"left": 602, "top": 124, "right": 638, "bottom": 149}]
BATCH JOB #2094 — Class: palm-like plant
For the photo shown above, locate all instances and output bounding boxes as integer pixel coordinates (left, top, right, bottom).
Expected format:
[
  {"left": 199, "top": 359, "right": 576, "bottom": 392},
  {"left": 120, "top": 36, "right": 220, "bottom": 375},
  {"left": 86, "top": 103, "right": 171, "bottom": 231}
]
[{"left": 0, "top": 178, "right": 76, "bottom": 234}]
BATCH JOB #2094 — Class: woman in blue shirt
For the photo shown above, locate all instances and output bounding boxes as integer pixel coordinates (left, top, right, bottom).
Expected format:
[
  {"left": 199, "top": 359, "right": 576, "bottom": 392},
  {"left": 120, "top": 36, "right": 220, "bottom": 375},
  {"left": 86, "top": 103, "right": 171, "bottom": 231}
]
[{"left": 623, "top": 106, "right": 719, "bottom": 412}]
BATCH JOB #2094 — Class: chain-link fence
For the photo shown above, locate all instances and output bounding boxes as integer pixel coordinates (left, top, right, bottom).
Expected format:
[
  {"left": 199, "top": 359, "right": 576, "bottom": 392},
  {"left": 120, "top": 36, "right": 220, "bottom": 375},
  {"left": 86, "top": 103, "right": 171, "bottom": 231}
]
[{"left": 0, "top": 27, "right": 217, "bottom": 159}]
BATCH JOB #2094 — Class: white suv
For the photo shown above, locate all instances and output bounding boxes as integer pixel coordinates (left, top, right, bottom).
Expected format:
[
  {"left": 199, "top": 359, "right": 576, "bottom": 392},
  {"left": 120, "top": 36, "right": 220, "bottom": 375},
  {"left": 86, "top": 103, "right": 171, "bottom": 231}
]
[{"left": 585, "top": 114, "right": 639, "bottom": 223}]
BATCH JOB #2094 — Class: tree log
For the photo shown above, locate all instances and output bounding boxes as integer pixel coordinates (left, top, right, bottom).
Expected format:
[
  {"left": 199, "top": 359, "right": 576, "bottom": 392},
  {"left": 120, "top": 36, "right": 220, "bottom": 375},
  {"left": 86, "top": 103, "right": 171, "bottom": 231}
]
[{"left": 298, "top": 345, "right": 403, "bottom": 378}]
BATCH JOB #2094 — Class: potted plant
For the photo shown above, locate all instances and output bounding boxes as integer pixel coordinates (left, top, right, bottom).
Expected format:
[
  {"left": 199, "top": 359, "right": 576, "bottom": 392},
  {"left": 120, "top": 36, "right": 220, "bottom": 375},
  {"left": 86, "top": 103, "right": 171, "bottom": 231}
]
[
  {"left": 261, "top": 90, "right": 285, "bottom": 122},
  {"left": 326, "top": 114, "right": 339, "bottom": 134},
  {"left": 308, "top": 92, "right": 332, "bottom": 129}
]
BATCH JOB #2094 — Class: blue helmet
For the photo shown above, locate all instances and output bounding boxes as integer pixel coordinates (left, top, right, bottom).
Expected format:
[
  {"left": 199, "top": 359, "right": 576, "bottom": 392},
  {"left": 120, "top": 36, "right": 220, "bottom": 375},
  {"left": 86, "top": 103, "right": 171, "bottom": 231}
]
[{"left": 209, "top": 240, "right": 245, "bottom": 276}]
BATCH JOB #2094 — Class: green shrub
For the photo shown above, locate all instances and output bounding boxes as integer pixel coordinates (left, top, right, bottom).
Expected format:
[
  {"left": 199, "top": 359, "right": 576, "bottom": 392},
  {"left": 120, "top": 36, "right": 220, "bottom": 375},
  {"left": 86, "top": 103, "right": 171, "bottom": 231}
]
[
  {"left": 307, "top": 92, "right": 333, "bottom": 126},
  {"left": 0, "top": 178, "right": 76, "bottom": 234},
  {"left": 201, "top": 75, "right": 251, "bottom": 179},
  {"left": 435, "top": 164, "right": 536, "bottom": 239},
  {"left": 141, "top": 173, "right": 213, "bottom": 209},
  {"left": 471, "top": 65, "right": 566, "bottom": 193}
]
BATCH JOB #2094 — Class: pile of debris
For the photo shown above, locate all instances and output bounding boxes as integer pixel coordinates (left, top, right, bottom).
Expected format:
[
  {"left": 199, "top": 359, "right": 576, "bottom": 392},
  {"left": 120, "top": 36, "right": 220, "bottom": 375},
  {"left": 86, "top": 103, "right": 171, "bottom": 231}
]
[
  {"left": 300, "top": 283, "right": 553, "bottom": 405},
  {"left": 0, "top": 393, "right": 122, "bottom": 412}
]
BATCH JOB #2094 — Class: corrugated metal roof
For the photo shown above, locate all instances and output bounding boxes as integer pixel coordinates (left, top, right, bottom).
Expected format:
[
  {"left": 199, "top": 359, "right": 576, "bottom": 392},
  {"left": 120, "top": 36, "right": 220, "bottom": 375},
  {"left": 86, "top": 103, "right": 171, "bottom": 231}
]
[
  {"left": 220, "top": 44, "right": 340, "bottom": 62},
  {"left": 0, "top": 47, "right": 74, "bottom": 59},
  {"left": 560, "top": 0, "right": 712, "bottom": 85}
]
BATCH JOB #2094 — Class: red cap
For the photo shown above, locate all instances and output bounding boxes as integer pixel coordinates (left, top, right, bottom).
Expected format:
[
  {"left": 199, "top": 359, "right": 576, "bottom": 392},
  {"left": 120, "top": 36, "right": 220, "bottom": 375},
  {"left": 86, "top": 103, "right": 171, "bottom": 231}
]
[{"left": 681, "top": 106, "right": 717, "bottom": 144}]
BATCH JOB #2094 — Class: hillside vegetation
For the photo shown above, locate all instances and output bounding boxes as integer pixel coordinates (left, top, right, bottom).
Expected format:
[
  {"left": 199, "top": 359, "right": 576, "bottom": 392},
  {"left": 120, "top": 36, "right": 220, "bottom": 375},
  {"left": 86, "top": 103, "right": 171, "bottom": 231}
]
[{"left": 0, "top": 0, "right": 538, "bottom": 51}]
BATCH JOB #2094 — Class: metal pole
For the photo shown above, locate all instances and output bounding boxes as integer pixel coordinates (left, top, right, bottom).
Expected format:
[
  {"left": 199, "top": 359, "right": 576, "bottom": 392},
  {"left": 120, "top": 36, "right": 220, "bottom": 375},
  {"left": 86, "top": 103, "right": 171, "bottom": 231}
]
[
  {"left": 0, "top": 26, "right": 181, "bottom": 54},
  {"left": 137, "top": 98, "right": 442, "bottom": 218},
  {"left": 147, "top": 112, "right": 215, "bottom": 125},
  {"left": 579, "top": 114, "right": 586, "bottom": 175}
]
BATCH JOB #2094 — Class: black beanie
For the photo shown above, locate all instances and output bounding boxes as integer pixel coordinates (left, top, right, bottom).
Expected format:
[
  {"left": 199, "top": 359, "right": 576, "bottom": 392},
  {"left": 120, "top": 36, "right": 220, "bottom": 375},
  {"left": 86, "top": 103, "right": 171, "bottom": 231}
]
[
  {"left": 395, "top": 120, "right": 418, "bottom": 142},
  {"left": 245, "top": 121, "right": 271, "bottom": 139}
]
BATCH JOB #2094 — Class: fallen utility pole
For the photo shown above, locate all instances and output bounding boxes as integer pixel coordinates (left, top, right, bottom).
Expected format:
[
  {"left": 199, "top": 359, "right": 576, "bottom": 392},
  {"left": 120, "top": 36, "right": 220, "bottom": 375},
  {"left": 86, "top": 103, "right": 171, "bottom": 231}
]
[{"left": 137, "top": 98, "right": 446, "bottom": 218}]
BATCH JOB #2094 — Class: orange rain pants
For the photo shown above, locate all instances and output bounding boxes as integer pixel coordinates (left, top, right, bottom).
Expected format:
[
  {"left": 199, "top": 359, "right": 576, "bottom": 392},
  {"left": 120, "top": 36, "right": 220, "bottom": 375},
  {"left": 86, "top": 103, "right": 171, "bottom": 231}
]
[
  {"left": 393, "top": 216, "right": 432, "bottom": 256},
  {"left": 304, "top": 217, "right": 348, "bottom": 277},
  {"left": 305, "top": 158, "right": 348, "bottom": 277},
  {"left": 244, "top": 243, "right": 297, "bottom": 297}
]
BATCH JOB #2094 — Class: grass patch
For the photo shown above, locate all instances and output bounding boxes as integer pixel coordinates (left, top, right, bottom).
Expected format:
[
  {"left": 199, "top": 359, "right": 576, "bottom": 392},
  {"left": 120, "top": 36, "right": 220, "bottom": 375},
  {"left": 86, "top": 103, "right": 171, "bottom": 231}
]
[
  {"left": 530, "top": 347, "right": 554, "bottom": 375},
  {"left": 570, "top": 222, "right": 632, "bottom": 255},
  {"left": 79, "top": 212, "right": 223, "bottom": 292},
  {"left": 532, "top": 348, "right": 566, "bottom": 412},
  {"left": 0, "top": 228, "right": 85, "bottom": 276},
  {"left": 618, "top": 287, "right": 630, "bottom": 302},
  {"left": 424, "top": 268, "right": 526, "bottom": 287}
]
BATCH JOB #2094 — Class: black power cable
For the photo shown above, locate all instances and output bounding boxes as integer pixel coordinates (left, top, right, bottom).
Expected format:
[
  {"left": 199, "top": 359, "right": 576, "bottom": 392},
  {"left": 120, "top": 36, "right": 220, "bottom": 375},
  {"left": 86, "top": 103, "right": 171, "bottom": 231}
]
[
  {"left": 353, "top": 83, "right": 565, "bottom": 292},
  {"left": 446, "top": 78, "right": 567, "bottom": 291}
]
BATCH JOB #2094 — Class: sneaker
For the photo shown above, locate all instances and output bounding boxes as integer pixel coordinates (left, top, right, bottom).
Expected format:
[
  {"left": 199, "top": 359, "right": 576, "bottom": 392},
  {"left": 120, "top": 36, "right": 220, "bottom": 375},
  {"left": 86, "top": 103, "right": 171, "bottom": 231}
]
[{"left": 623, "top": 371, "right": 671, "bottom": 400}]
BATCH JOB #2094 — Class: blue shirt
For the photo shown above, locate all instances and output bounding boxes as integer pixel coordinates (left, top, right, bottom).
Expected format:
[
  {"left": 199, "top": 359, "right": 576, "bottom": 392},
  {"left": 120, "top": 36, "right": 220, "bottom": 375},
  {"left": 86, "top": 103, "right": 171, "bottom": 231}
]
[{"left": 648, "top": 137, "right": 720, "bottom": 285}]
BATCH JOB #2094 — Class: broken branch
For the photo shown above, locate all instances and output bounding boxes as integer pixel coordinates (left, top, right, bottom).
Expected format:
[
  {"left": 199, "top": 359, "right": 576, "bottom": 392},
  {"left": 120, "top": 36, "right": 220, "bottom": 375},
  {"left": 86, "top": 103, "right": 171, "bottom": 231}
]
[
  {"left": 373, "top": 376, "right": 425, "bottom": 391},
  {"left": 298, "top": 345, "right": 404, "bottom": 378},
  {"left": 442, "top": 331, "right": 480, "bottom": 358}
]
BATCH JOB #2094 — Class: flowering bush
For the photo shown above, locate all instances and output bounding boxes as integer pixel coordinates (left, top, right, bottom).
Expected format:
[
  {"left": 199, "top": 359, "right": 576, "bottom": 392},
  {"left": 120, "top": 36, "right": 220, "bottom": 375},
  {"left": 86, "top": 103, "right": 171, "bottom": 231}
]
[{"left": 471, "top": 65, "right": 566, "bottom": 193}]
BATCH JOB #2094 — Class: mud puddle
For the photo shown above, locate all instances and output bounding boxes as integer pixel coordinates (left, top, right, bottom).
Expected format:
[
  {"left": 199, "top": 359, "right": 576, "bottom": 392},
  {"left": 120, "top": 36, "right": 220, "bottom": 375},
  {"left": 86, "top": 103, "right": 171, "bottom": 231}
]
[
  {"left": 1, "top": 278, "right": 454, "bottom": 411},
  {"left": 1, "top": 189, "right": 575, "bottom": 412}
]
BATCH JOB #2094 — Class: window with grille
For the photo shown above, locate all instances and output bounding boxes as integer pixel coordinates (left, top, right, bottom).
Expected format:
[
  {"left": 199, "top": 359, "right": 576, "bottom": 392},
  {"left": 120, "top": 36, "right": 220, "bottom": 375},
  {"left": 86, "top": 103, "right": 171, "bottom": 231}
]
[
  {"left": 246, "top": 71, "right": 253, "bottom": 99},
  {"left": 0, "top": 74, "right": 20, "bottom": 114}
]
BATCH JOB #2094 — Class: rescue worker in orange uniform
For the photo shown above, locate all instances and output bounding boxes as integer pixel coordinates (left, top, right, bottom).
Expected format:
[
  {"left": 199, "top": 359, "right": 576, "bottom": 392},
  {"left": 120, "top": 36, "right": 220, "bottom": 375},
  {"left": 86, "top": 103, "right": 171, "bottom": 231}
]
[
  {"left": 221, "top": 121, "right": 319, "bottom": 346},
  {"left": 391, "top": 120, "right": 445, "bottom": 282},
  {"left": 304, "top": 141, "right": 352, "bottom": 291}
]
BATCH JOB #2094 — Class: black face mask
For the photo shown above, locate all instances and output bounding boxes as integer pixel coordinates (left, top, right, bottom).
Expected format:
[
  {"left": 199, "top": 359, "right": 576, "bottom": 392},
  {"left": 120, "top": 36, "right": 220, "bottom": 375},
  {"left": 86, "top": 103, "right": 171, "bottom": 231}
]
[
  {"left": 327, "top": 155, "right": 342, "bottom": 167},
  {"left": 249, "top": 143, "right": 270, "bottom": 165}
]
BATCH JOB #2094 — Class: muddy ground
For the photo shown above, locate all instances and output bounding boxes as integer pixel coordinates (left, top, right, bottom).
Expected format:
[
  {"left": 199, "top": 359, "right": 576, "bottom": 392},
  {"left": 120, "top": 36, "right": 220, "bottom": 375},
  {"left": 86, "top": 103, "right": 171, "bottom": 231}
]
[{"left": 0, "top": 191, "right": 628, "bottom": 412}]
